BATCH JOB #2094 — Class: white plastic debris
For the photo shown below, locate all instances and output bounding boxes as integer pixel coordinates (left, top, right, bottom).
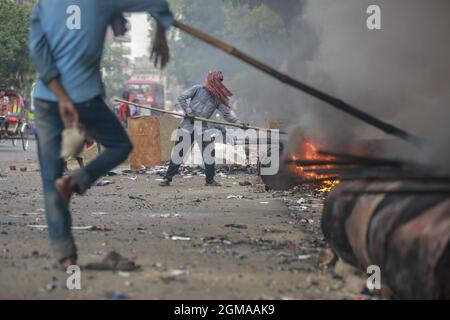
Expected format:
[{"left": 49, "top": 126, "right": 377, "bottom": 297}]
[
  {"left": 72, "top": 226, "right": 96, "bottom": 230},
  {"left": 169, "top": 269, "right": 190, "bottom": 277},
  {"left": 91, "top": 212, "right": 109, "bottom": 215},
  {"left": 28, "top": 225, "right": 95, "bottom": 231},
  {"left": 227, "top": 195, "right": 243, "bottom": 199},
  {"left": 118, "top": 271, "right": 130, "bottom": 278},
  {"left": 27, "top": 224, "right": 48, "bottom": 230},
  {"left": 171, "top": 236, "right": 191, "bottom": 241},
  {"left": 24, "top": 212, "right": 42, "bottom": 216}
]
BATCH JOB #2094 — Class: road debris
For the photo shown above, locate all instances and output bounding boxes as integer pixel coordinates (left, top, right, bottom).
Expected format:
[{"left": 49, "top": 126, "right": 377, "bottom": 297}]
[
  {"left": 93, "top": 179, "right": 113, "bottom": 187},
  {"left": 160, "top": 269, "right": 190, "bottom": 283},
  {"left": 169, "top": 269, "right": 190, "bottom": 277},
  {"left": 318, "top": 248, "right": 337, "bottom": 266},
  {"left": 91, "top": 212, "right": 109, "bottom": 216},
  {"left": 224, "top": 224, "right": 248, "bottom": 229},
  {"left": 28, "top": 225, "right": 96, "bottom": 231},
  {"left": 84, "top": 251, "right": 140, "bottom": 271},
  {"left": 106, "top": 291, "right": 129, "bottom": 300},
  {"left": 117, "top": 271, "right": 130, "bottom": 278},
  {"left": 226, "top": 195, "right": 244, "bottom": 199},
  {"left": 170, "top": 235, "right": 191, "bottom": 241}
]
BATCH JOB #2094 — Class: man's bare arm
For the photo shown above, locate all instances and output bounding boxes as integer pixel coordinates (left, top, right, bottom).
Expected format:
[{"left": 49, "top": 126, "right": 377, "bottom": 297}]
[{"left": 47, "top": 79, "right": 79, "bottom": 127}]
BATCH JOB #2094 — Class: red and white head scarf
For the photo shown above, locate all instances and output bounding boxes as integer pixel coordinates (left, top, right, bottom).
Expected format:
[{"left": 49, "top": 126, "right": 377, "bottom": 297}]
[{"left": 203, "top": 71, "right": 233, "bottom": 107}]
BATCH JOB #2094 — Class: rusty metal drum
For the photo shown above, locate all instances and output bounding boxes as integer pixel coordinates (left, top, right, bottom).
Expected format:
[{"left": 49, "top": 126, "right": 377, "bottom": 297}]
[
  {"left": 127, "top": 116, "right": 162, "bottom": 170},
  {"left": 322, "top": 181, "right": 450, "bottom": 299}
]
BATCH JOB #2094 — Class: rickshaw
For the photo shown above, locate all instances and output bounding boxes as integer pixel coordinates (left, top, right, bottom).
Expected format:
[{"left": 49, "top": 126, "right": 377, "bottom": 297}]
[{"left": 0, "top": 89, "right": 30, "bottom": 151}]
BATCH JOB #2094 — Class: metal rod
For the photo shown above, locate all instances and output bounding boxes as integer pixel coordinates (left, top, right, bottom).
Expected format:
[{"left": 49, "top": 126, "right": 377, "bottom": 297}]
[
  {"left": 294, "top": 177, "right": 341, "bottom": 184},
  {"left": 115, "top": 98, "right": 286, "bottom": 134},
  {"left": 343, "top": 176, "right": 450, "bottom": 182},
  {"left": 173, "top": 20, "right": 422, "bottom": 146},
  {"left": 317, "top": 150, "right": 408, "bottom": 165},
  {"left": 302, "top": 167, "right": 390, "bottom": 175},
  {"left": 294, "top": 175, "right": 450, "bottom": 184},
  {"left": 286, "top": 159, "right": 405, "bottom": 167},
  {"left": 342, "top": 189, "right": 450, "bottom": 195}
]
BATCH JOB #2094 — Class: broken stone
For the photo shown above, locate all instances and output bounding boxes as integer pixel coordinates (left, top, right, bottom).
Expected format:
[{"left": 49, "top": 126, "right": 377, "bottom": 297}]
[
  {"left": 318, "top": 248, "right": 337, "bottom": 266},
  {"left": 85, "top": 251, "right": 140, "bottom": 271}
]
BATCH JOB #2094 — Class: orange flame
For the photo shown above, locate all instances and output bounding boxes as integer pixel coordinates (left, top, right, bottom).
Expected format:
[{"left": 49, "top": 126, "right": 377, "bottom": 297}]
[{"left": 289, "top": 140, "right": 340, "bottom": 192}]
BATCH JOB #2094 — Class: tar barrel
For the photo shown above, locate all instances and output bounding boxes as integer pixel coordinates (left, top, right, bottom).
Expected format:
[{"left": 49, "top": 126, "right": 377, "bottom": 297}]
[
  {"left": 322, "top": 181, "right": 450, "bottom": 299},
  {"left": 127, "top": 116, "right": 162, "bottom": 170}
]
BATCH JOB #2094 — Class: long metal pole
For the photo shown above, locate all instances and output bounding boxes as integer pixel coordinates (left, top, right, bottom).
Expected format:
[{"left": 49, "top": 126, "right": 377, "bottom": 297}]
[
  {"left": 172, "top": 20, "right": 422, "bottom": 146},
  {"left": 115, "top": 98, "right": 286, "bottom": 134}
]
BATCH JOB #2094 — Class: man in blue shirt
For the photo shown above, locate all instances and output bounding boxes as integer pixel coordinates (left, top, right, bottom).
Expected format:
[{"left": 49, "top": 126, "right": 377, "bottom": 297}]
[{"left": 29, "top": 0, "right": 173, "bottom": 269}]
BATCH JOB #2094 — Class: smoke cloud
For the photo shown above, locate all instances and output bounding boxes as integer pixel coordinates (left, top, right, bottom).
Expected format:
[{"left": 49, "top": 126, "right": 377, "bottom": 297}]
[
  {"left": 230, "top": 0, "right": 450, "bottom": 168},
  {"left": 289, "top": 0, "right": 450, "bottom": 168},
  {"left": 170, "top": 1, "right": 450, "bottom": 170}
]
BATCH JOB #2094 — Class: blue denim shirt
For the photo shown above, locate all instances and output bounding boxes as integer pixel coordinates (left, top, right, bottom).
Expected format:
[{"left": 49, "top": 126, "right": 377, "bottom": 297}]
[
  {"left": 29, "top": 0, "right": 173, "bottom": 103},
  {"left": 178, "top": 85, "right": 241, "bottom": 132}
]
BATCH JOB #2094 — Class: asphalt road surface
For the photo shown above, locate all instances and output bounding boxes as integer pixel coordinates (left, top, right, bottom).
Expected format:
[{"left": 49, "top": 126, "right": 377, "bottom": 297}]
[
  {"left": 0, "top": 139, "right": 37, "bottom": 162},
  {"left": 0, "top": 140, "right": 367, "bottom": 300}
]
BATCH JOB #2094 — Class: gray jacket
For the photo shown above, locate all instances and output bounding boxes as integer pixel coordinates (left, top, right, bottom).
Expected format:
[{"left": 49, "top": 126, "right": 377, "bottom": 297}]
[{"left": 177, "top": 85, "right": 240, "bottom": 132}]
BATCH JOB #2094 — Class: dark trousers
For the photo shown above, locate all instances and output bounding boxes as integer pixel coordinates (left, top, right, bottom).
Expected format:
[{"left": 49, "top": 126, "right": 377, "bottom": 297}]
[{"left": 165, "top": 131, "right": 215, "bottom": 183}]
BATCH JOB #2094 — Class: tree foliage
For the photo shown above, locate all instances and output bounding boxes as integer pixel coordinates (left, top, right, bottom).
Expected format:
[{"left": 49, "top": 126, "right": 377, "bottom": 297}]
[
  {"left": 0, "top": 0, "right": 34, "bottom": 92},
  {"left": 101, "top": 40, "right": 131, "bottom": 103},
  {"left": 227, "top": 0, "right": 304, "bottom": 26},
  {"left": 167, "top": 0, "right": 288, "bottom": 85},
  {"left": 165, "top": 0, "right": 310, "bottom": 123}
]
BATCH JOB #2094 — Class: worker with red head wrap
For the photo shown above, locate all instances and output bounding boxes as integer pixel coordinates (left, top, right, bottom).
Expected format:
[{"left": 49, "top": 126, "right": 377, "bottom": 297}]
[{"left": 160, "top": 71, "right": 246, "bottom": 187}]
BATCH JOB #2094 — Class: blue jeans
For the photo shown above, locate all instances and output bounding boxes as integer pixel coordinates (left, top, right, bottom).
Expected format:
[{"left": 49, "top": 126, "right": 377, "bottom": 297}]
[{"left": 34, "top": 96, "right": 133, "bottom": 261}]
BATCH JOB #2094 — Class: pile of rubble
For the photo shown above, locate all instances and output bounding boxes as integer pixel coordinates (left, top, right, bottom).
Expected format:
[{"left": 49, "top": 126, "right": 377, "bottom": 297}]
[{"left": 107, "top": 164, "right": 258, "bottom": 178}]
